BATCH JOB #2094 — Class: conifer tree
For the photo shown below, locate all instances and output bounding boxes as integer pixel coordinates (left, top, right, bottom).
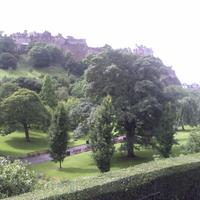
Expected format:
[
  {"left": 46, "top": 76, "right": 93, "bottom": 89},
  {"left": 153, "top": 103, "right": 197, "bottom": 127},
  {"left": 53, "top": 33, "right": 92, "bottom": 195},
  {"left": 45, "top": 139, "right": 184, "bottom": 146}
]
[
  {"left": 90, "top": 95, "right": 115, "bottom": 173},
  {"left": 39, "top": 75, "right": 58, "bottom": 108},
  {"left": 48, "top": 102, "right": 70, "bottom": 169},
  {"left": 157, "top": 102, "right": 177, "bottom": 158}
]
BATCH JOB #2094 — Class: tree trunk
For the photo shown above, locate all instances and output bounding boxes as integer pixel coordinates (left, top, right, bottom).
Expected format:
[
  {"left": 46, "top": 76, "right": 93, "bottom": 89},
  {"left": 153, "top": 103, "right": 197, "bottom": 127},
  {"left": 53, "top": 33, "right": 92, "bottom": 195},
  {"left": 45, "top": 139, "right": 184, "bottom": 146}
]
[
  {"left": 23, "top": 123, "right": 30, "bottom": 142},
  {"left": 182, "top": 125, "right": 185, "bottom": 131},
  {"left": 125, "top": 123, "right": 136, "bottom": 157},
  {"left": 59, "top": 161, "right": 62, "bottom": 169}
]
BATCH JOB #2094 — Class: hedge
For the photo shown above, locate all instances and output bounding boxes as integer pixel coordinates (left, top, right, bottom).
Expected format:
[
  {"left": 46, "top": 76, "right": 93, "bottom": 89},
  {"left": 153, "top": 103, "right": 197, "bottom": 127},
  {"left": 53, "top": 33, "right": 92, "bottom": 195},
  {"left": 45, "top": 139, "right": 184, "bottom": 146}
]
[{"left": 6, "top": 153, "right": 200, "bottom": 200}]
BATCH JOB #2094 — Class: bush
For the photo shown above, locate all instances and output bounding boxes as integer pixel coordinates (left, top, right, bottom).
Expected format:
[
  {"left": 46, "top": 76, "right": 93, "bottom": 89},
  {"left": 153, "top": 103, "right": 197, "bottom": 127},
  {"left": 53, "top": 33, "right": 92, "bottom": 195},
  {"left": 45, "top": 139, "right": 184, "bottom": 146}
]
[
  {"left": 0, "top": 53, "right": 17, "bottom": 69},
  {"left": 28, "top": 46, "right": 51, "bottom": 68},
  {"left": 181, "top": 129, "right": 200, "bottom": 155},
  {"left": 0, "top": 157, "right": 38, "bottom": 199},
  {"left": 8, "top": 153, "right": 200, "bottom": 200}
]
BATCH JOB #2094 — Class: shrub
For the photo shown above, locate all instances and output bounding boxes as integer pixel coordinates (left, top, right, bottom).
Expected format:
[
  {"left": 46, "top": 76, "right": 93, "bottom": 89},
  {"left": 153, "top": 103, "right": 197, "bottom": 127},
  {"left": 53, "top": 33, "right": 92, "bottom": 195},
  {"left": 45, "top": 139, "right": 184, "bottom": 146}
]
[
  {"left": 8, "top": 153, "right": 200, "bottom": 200},
  {"left": 181, "top": 129, "right": 200, "bottom": 155},
  {"left": 0, "top": 53, "right": 17, "bottom": 70},
  {"left": 0, "top": 157, "right": 38, "bottom": 199}
]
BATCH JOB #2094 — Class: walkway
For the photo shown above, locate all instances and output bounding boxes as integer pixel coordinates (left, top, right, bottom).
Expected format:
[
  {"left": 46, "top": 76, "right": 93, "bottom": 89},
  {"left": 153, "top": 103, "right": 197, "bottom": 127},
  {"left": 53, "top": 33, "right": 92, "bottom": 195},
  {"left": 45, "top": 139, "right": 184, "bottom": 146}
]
[{"left": 1, "top": 136, "right": 125, "bottom": 165}]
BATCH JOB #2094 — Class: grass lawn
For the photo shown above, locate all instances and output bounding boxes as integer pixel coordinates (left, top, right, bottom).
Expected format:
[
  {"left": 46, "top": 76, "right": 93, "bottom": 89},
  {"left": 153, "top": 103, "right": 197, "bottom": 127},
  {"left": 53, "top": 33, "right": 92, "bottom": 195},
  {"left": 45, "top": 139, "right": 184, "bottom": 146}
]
[
  {"left": 31, "top": 126, "right": 197, "bottom": 179},
  {"left": 1, "top": 125, "right": 197, "bottom": 179},
  {"left": 0, "top": 54, "right": 68, "bottom": 80},
  {"left": 0, "top": 130, "right": 89, "bottom": 158}
]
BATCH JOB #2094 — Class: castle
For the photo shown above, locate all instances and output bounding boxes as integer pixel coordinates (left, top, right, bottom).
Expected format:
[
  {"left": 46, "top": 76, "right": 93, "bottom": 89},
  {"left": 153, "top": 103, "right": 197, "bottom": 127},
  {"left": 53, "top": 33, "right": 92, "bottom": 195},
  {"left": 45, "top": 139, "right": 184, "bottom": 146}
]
[
  {"left": 10, "top": 30, "right": 155, "bottom": 60},
  {"left": 133, "top": 44, "right": 154, "bottom": 56},
  {"left": 10, "top": 30, "right": 102, "bottom": 60}
]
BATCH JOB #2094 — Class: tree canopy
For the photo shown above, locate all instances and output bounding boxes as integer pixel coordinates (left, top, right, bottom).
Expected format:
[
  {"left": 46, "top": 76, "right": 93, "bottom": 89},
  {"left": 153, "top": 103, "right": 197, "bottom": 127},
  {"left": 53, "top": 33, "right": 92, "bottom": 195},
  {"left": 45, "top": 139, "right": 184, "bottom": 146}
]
[
  {"left": 28, "top": 46, "right": 51, "bottom": 68},
  {"left": 89, "top": 95, "right": 115, "bottom": 172},
  {"left": 84, "top": 48, "right": 167, "bottom": 157},
  {"left": 0, "top": 88, "right": 51, "bottom": 142},
  {"left": 48, "top": 102, "right": 70, "bottom": 169},
  {"left": 39, "top": 75, "right": 58, "bottom": 108},
  {"left": 0, "top": 53, "right": 17, "bottom": 69}
]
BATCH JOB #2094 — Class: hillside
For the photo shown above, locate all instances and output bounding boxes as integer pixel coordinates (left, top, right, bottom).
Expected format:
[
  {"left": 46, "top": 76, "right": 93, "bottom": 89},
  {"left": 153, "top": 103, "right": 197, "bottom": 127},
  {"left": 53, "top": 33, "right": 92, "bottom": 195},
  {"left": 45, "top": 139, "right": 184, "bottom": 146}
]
[{"left": 0, "top": 55, "right": 69, "bottom": 80}]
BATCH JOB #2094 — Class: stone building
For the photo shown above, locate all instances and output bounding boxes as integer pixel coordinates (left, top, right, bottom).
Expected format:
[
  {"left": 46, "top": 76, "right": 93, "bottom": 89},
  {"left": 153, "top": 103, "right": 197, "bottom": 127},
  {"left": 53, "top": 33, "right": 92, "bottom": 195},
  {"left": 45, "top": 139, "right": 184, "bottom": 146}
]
[
  {"left": 10, "top": 30, "right": 102, "bottom": 60},
  {"left": 133, "top": 44, "right": 154, "bottom": 56}
]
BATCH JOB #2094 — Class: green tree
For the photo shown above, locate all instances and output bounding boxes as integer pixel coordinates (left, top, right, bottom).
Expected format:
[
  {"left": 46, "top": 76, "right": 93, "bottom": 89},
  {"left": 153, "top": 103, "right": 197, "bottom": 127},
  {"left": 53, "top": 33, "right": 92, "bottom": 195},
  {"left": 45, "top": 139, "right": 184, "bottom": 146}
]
[
  {"left": 28, "top": 46, "right": 51, "bottom": 68},
  {"left": 0, "top": 82, "right": 20, "bottom": 101},
  {"left": 0, "top": 53, "right": 17, "bottom": 69},
  {"left": 48, "top": 102, "right": 70, "bottom": 169},
  {"left": 55, "top": 86, "right": 69, "bottom": 101},
  {"left": 45, "top": 43, "right": 63, "bottom": 63},
  {"left": 39, "top": 75, "right": 58, "bottom": 108},
  {"left": 12, "top": 76, "right": 42, "bottom": 93},
  {"left": 0, "top": 89, "right": 51, "bottom": 142},
  {"left": 0, "top": 35, "right": 17, "bottom": 55},
  {"left": 156, "top": 102, "right": 177, "bottom": 158},
  {"left": 0, "top": 157, "right": 38, "bottom": 199},
  {"left": 181, "top": 129, "right": 200, "bottom": 155},
  {"left": 177, "top": 97, "right": 198, "bottom": 130},
  {"left": 89, "top": 95, "right": 115, "bottom": 172},
  {"left": 25, "top": 40, "right": 46, "bottom": 53},
  {"left": 84, "top": 48, "right": 166, "bottom": 157}
]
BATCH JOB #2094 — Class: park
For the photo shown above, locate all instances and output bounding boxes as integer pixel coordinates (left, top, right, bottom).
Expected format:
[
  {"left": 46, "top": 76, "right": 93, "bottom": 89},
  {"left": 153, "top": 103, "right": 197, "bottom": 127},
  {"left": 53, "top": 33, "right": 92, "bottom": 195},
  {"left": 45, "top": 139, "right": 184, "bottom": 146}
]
[{"left": 1, "top": 32, "right": 200, "bottom": 199}]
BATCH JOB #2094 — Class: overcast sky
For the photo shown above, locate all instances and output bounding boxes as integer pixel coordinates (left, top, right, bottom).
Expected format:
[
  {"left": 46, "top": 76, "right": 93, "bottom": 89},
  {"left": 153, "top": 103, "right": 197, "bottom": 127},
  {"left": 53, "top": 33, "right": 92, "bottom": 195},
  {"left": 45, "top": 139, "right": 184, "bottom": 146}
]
[{"left": 1, "top": 0, "right": 200, "bottom": 84}]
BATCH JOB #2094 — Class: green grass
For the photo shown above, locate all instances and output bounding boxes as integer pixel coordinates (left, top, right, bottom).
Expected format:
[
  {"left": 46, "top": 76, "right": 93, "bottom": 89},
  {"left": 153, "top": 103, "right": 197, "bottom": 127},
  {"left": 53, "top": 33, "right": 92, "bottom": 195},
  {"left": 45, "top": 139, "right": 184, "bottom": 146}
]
[
  {"left": 0, "top": 130, "right": 88, "bottom": 158},
  {"left": 0, "top": 54, "right": 68, "bottom": 80},
  {"left": 0, "top": 125, "right": 197, "bottom": 179},
  {"left": 31, "top": 126, "right": 198, "bottom": 179}
]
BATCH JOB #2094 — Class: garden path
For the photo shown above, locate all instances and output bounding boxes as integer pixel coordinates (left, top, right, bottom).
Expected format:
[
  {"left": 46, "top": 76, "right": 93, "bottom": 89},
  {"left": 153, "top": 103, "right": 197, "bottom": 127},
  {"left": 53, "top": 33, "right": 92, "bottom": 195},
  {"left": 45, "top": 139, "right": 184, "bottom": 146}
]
[{"left": 0, "top": 136, "right": 125, "bottom": 165}]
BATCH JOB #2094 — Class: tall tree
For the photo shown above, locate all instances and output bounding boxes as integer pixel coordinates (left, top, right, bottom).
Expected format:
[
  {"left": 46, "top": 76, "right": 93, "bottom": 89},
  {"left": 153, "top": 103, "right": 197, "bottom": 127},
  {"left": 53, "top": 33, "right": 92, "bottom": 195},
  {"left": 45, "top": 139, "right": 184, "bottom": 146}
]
[
  {"left": 39, "top": 75, "right": 58, "bottom": 108},
  {"left": 0, "top": 53, "right": 17, "bottom": 69},
  {"left": 177, "top": 97, "right": 198, "bottom": 130},
  {"left": 0, "top": 35, "right": 17, "bottom": 55},
  {"left": 28, "top": 46, "right": 51, "bottom": 68},
  {"left": 84, "top": 48, "right": 166, "bottom": 157},
  {"left": 45, "top": 44, "right": 63, "bottom": 63},
  {"left": 48, "top": 102, "right": 70, "bottom": 169},
  {"left": 156, "top": 102, "right": 177, "bottom": 158},
  {"left": 0, "top": 89, "right": 51, "bottom": 142},
  {"left": 89, "top": 95, "right": 115, "bottom": 172}
]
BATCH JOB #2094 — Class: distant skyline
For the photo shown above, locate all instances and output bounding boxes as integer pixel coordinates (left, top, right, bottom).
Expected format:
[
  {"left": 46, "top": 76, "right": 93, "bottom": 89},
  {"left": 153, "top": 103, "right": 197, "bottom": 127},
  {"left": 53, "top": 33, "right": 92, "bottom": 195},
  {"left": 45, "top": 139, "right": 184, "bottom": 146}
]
[{"left": 2, "top": 0, "right": 200, "bottom": 84}]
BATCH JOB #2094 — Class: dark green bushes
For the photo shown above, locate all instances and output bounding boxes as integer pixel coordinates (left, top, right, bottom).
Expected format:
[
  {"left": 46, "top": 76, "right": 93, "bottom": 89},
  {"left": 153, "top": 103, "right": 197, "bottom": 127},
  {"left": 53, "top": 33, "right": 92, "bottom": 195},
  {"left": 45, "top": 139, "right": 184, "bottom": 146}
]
[
  {"left": 7, "top": 153, "right": 200, "bottom": 200},
  {"left": 0, "top": 157, "right": 38, "bottom": 199}
]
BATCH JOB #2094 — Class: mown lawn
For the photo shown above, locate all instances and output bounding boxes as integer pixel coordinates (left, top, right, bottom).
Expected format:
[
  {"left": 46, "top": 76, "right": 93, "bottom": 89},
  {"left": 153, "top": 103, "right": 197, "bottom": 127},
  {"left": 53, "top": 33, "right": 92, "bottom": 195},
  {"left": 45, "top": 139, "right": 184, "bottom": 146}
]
[
  {"left": 0, "top": 130, "right": 89, "bottom": 158},
  {"left": 0, "top": 125, "right": 197, "bottom": 179},
  {"left": 31, "top": 126, "right": 197, "bottom": 179}
]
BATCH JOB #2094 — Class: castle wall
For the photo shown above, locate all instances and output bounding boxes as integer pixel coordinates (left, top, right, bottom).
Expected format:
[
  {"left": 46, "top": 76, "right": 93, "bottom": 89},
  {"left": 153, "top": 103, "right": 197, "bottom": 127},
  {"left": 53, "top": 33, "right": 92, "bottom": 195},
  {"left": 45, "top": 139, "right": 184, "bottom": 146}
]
[{"left": 10, "top": 31, "right": 101, "bottom": 60}]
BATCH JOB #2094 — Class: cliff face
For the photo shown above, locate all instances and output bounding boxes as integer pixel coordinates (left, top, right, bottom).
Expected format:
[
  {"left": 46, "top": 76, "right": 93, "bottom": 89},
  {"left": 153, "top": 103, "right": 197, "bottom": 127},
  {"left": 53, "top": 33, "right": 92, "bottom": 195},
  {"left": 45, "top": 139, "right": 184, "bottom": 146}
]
[{"left": 160, "top": 66, "right": 181, "bottom": 86}]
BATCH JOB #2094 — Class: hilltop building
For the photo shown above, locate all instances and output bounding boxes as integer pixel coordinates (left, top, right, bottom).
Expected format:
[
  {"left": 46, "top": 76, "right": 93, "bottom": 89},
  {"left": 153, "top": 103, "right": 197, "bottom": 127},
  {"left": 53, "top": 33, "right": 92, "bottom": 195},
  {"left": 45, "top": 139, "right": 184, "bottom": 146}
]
[
  {"left": 133, "top": 44, "right": 154, "bottom": 56},
  {"left": 10, "top": 30, "right": 102, "bottom": 60}
]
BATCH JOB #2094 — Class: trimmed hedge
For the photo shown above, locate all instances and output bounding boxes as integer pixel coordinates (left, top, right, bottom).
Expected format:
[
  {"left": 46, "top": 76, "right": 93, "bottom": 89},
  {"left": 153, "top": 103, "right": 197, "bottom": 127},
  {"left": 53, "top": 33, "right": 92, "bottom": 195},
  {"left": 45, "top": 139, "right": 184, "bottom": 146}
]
[{"left": 6, "top": 153, "right": 200, "bottom": 200}]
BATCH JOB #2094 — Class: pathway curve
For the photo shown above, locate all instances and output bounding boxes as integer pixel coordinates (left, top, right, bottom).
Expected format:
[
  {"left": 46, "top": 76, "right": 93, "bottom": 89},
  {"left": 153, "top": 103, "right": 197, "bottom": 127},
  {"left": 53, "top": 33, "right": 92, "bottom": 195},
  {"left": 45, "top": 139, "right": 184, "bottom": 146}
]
[{"left": 0, "top": 136, "right": 125, "bottom": 165}]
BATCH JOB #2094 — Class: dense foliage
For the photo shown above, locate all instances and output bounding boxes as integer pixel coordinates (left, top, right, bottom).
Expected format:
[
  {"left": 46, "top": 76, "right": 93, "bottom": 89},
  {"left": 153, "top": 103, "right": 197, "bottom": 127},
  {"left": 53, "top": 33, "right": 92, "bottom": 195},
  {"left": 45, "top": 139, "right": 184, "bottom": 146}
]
[
  {"left": 84, "top": 47, "right": 167, "bottom": 157},
  {"left": 39, "top": 74, "right": 58, "bottom": 108},
  {"left": 0, "top": 157, "right": 38, "bottom": 199},
  {"left": 181, "top": 129, "right": 200, "bottom": 155},
  {"left": 28, "top": 46, "right": 52, "bottom": 68},
  {"left": 48, "top": 102, "right": 70, "bottom": 169},
  {"left": 8, "top": 153, "right": 200, "bottom": 200},
  {"left": 0, "top": 88, "right": 51, "bottom": 142},
  {"left": 90, "top": 95, "right": 115, "bottom": 172},
  {"left": 156, "top": 102, "right": 177, "bottom": 157},
  {"left": 0, "top": 53, "right": 17, "bottom": 69}
]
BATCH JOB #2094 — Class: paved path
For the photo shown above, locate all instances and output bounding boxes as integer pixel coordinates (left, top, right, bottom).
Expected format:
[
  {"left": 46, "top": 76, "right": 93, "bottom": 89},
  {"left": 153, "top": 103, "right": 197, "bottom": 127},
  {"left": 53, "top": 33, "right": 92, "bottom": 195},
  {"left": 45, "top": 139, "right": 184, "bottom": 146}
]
[
  {"left": 20, "top": 144, "right": 90, "bottom": 165},
  {"left": 1, "top": 136, "right": 125, "bottom": 165}
]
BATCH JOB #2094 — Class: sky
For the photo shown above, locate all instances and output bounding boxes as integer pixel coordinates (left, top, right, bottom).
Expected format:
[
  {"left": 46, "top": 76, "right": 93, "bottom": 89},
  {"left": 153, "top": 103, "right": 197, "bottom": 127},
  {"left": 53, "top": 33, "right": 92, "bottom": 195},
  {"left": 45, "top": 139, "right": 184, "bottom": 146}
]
[{"left": 1, "top": 0, "right": 200, "bottom": 84}]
